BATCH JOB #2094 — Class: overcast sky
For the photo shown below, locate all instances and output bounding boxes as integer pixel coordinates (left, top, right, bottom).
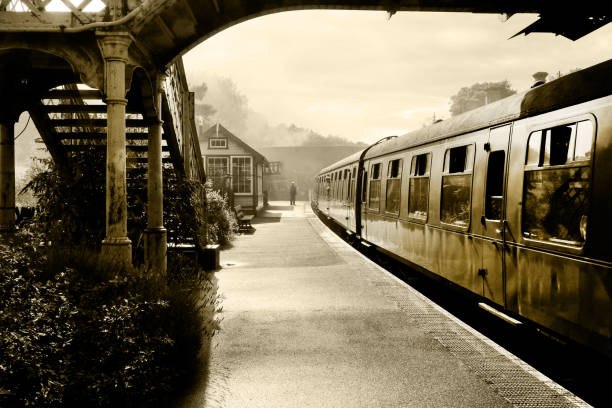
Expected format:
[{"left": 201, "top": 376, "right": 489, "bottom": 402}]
[{"left": 183, "top": 10, "right": 611, "bottom": 144}]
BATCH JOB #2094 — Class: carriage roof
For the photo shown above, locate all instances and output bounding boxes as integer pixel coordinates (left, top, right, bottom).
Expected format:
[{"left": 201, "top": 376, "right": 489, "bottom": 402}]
[{"left": 319, "top": 58, "right": 612, "bottom": 177}]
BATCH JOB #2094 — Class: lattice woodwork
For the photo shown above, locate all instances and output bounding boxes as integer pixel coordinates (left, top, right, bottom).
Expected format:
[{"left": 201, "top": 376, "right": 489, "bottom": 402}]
[{"left": 0, "top": 0, "right": 107, "bottom": 17}]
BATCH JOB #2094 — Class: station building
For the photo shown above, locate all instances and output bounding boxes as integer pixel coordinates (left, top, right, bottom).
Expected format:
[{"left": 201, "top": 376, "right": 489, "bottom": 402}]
[{"left": 201, "top": 123, "right": 267, "bottom": 214}]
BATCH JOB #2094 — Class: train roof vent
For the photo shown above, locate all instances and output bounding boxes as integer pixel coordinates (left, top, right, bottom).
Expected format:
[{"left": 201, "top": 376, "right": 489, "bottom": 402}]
[{"left": 531, "top": 71, "right": 548, "bottom": 88}]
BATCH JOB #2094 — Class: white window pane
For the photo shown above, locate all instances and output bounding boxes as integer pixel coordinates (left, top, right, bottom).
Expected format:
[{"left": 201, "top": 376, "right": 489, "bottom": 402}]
[
  {"left": 526, "top": 131, "right": 542, "bottom": 165},
  {"left": 574, "top": 121, "right": 593, "bottom": 161}
]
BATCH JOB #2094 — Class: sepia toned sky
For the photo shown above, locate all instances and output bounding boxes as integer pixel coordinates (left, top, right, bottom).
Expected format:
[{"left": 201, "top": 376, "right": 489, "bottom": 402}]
[{"left": 183, "top": 10, "right": 612, "bottom": 144}]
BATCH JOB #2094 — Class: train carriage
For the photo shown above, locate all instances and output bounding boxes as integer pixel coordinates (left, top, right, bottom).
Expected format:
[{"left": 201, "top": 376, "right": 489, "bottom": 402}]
[{"left": 313, "top": 59, "right": 612, "bottom": 357}]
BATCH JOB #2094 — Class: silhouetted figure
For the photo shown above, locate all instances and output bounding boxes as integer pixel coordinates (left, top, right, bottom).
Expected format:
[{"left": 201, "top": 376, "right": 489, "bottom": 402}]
[{"left": 289, "top": 181, "right": 297, "bottom": 205}]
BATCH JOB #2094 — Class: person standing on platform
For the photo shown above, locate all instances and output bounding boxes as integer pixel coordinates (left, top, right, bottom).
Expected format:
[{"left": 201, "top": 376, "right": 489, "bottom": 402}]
[{"left": 289, "top": 181, "right": 297, "bottom": 205}]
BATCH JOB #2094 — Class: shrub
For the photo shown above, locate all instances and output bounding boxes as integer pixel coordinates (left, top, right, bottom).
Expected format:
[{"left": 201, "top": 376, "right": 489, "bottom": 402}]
[
  {"left": 24, "top": 154, "right": 106, "bottom": 249},
  {"left": 24, "top": 153, "right": 237, "bottom": 255},
  {"left": 0, "top": 232, "right": 220, "bottom": 408},
  {"left": 3, "top": 149, "right": 225, "bottom": 406},
  {"left": 204, "top": 182, "right": 237, "bottom": 246}
]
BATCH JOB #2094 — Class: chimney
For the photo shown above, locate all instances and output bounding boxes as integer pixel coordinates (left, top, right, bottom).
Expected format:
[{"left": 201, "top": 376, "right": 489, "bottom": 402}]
[{"left": 531, "top": 71, "right": 548, "bottom": 88}]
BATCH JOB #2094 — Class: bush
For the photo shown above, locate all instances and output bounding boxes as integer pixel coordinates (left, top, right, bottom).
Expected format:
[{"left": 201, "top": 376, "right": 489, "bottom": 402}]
[
  {"left": 24, "top": 154, "right": 237, "bottom": 256},
  {"left": 2, "top": 150, "right": 225, "bottom": 406},
  {"left": 204, "top": 182, "right": 237, "bottom": 246},
  {"left": 24, "top": 154, "right": 107, "bottom": 249},
  {"left": 0, "top": 231, "right": 220, "bottom": 408}
]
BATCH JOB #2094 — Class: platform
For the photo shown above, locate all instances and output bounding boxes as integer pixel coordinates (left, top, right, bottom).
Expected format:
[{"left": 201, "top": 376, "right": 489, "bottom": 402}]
[{"left": 178, "top": 201, "right": 590, "bottom": 408}]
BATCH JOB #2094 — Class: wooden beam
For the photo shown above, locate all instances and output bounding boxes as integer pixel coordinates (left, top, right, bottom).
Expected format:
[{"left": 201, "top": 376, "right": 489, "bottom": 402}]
[
  {"left": 43, "top": 104, "right": 140, "bottom": 114},
  {"left": 49, "top": 118, "right": 148, "bottom": 127},
  {"left": 27, "top": 102, "right": 69, "bottom": 166},
  {"left": 43, "top": 89, "right": 103, "bottom": 100},
  {"left": 210, "top": 0, "right": 220, "bottom": 13},
  {"left": 56, "top": 131, "right": 149, "bottom": 140}
]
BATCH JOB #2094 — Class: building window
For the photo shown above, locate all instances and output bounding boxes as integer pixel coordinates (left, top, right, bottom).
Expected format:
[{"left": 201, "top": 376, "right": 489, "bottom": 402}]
[
  {"left": 207, "top": 157, "right": 229, "bottom": 189},
  {"left": 265, "top": 161, "right": 282, "bottom": 175},
  {"left": 408, "top": 153, "right": 430, "bottom": 220},
  {"left": 368, "top": 163, "right": 382, "bottom": 211},
  {"left": 209, "top": 138, "right": 227, "bottom": 149},
  {"left": 522, "top": 120, "right": 593, "bottom": 246},
  {"left": 386, "top": 159, "right": 402, "bottom": 213},
  {"left": 232, "top": 156, "right": 252, "bottom": 194},
  {"left": 441, "top": 145, "right": 474, "bottom": 227}
]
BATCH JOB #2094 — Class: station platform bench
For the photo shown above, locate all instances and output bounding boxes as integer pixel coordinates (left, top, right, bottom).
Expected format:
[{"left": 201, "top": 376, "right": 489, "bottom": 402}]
[{"left": 234, "top": 205, "right": 254, "bottom": 231}]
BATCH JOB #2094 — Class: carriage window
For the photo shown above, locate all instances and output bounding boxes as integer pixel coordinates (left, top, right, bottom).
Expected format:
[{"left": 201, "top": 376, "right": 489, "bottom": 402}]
[
  {"left": 523, "top": 120, "right": 593, "bottom": 246},
  {"left": 485, "top": 151, "right": 505, "bottom": 220},
  {"left": 371, "top": 163, "right": 381, "bottom": 179},
  {"left": 526, "top": 131, "right": 543, "bottom": 166},
  {"left": 369, "top": 163, "right": 382, "bottom": 211},
  {"left": 386, "top": 159, "right": 403, "bottom": 213},
  {"left": 346, "top": 171, "right": 352, "bottom": 201},
  {"left": 361, "top": 170, "right": 368, "bottom": 203},
  {"left": 409, "top": 153, "right": 431, "bottom": 220},
  {"left": 574, "top": 121, "right": 593, "bottom": 161},
  {"left": 350, "top": 167, "right": 357, "bottom": 201},
  {"left": 441, "top": 145, "right": 474, "bottom": 226},
  {"left": 444, "top": 145, "right": 473, "bottom": 173},
  {"left": 411, "top": 153, "right": 429, "bottom": 176},
  {"left": 549, "top": 124, "right": 575, "bottom": 166}
]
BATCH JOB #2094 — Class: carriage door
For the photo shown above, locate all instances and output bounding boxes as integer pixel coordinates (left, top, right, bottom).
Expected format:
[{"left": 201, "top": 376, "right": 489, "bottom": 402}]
[
  {"left": 480, "top": 124, "right": 511, "bottom": 306},
  {"left": 345, "top": 168, "right": 353, "bottom": 228}
]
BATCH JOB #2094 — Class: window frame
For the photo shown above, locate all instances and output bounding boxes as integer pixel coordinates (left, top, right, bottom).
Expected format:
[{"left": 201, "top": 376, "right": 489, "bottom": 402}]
[
  {"left": 440, "top": 143, "right": 475, "bottom": 230},
  {"left": 209, "top": 138, "right": 228, "bottom": 149},
  {"left": 231, "top": 155, "right": 253, "bottom": 195},
  {"left": 385, "top": 158, "right": 403, "bottom": 215},
  {"left": 408, "top": 152, "right": 431, "bottom": 223},
  {"left": 484, "top": 150, "right": 506, "bottom": 222},
  {"left": 368, "top": 162, "right": 382, "bottom": 212},
  {"left": 206, "top": 156, "right": 230, "bottom": 188},
  {"left": 521, "top": 115, "right": 596, "bottom": 253}
]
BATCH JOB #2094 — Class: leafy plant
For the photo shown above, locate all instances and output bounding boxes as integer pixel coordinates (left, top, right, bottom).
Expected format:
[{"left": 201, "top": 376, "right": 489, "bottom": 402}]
[
  {"left": 1, "top": 149, "right": 226, "bottom": 407},
  {"left": 0, "top": 233, "right": 220, "bottom": 408},
  {"left": 203, "top": 182, "right": 237, "bottom": 246}
]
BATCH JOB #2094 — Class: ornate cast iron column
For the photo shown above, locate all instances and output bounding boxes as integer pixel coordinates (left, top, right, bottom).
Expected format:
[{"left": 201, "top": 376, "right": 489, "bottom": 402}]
[
  {"left": 144, "top": 73, "right": 167, "bottom": 275},
  {"left": 97, "top": 32, "right": 132, "bottom": 266},
  {"left": 0, "top": 118, "right": 15, "bottom": 232}
]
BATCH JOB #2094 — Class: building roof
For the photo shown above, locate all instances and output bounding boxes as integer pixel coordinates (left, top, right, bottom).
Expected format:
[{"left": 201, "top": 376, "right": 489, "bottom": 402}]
[{"left": 201, "top": 123, "right": 267, "bottom": 163}]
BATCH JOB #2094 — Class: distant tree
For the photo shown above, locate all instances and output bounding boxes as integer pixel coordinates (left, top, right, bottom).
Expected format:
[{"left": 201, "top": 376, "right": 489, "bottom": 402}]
[
  {"left": 449, "top": 80, "right": 516, "bottom": 116},
  {"left": 192, "top": 81, "right": 217, "bottom": 127},
  {"left": 301, "top": 130, "right": 366, "bottom": 147},
  {"left": 189, "top": 76, "right": 363, "bottom": 147}
]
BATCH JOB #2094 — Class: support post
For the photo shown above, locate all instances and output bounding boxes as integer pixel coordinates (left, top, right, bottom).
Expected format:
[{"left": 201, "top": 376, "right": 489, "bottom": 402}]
[
  {"left": 98, "top": 32, "right": 132, "bottom": 266},
  {"left": 0, "top": 120, "right": 15, "bottom": 232},
  {"left": 144, "top": 74, "right": 167, "bottom": 276}
]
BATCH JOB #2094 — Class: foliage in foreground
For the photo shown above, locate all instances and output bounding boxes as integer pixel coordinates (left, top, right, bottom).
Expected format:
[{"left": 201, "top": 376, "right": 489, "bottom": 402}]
[
  {"left": 1, "top": 151, "right": 225, "bottom": 407},
  {"left": 0, "top": 230, "right": 220, "bottom": 407}
]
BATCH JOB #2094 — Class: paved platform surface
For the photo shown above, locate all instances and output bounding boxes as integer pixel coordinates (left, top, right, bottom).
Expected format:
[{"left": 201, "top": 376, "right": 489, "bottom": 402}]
[{"left": 179, "top": 201, "right": 590, "bottom": 408}]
